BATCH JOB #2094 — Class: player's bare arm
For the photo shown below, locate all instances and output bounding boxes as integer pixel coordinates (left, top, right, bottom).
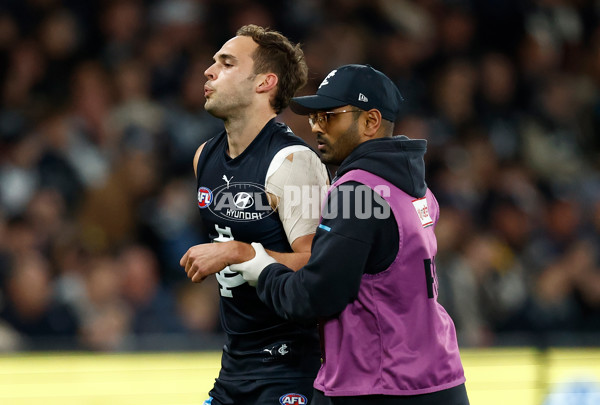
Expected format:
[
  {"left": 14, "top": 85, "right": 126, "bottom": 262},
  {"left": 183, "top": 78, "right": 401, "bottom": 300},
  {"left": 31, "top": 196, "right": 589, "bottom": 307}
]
[
  {"left": 264, "top": 233, "right": 312, "bottom": 270},
  {"left": 262, "top": 150, "right": 328, "bottom": 269},
  {"left": 181, "top": 240, "right": 254, "bottom": 282},
  {"left": 181, "top": 233, "right": 313, "bottom": 283}
]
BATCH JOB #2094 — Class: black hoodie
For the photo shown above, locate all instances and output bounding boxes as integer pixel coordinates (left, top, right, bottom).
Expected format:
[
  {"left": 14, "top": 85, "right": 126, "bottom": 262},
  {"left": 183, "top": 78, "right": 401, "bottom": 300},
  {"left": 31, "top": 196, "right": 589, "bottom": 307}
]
[{"left": 256, "top": 136, "right": 429, "bottom": 322}]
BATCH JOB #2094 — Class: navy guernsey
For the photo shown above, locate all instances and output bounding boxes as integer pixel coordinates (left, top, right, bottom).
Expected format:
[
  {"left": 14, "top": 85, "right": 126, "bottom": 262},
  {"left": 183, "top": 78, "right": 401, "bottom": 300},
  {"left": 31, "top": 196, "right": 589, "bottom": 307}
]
[{"left": 195, "top": 118, "right": 320, "bottom": 380}]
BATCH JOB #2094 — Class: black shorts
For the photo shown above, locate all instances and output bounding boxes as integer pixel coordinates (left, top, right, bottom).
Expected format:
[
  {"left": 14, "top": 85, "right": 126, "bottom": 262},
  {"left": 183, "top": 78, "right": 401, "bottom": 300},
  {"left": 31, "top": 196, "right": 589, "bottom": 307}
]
[
  {"left": 206, "top": 377, "right": 314, "bottom": 405},
  {"left": 310, "top": 383, "right": 469, "bottom": 405}
]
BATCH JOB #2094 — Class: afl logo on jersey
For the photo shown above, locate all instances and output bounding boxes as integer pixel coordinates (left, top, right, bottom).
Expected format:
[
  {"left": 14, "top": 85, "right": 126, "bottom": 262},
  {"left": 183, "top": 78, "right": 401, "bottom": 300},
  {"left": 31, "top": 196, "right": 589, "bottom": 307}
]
[
  {"left": 208, "top": 182, "right": 277, "bottom": 222},
  {"left": 279, "top": 393, "right": 307, "bottom": 405},
  {"left": 197, "top": 187, "right": 213, "bottom": 208}
]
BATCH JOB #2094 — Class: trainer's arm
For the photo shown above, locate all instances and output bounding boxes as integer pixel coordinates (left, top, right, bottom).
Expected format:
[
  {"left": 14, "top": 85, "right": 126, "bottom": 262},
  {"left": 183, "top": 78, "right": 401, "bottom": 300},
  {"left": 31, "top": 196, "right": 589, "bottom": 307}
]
[{"left": 252, "top": 185, "right": 397, "bottom": 322}]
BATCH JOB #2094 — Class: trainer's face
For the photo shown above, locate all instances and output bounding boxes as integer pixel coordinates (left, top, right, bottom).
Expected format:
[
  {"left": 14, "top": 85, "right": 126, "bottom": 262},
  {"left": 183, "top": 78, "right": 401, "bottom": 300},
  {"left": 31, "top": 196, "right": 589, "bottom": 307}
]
[
  {"left": 310, "top": 106, "right": 363, "bottom": 166},
  {"left": 204, "top": 36, "right": 258, "bottom": 119}
]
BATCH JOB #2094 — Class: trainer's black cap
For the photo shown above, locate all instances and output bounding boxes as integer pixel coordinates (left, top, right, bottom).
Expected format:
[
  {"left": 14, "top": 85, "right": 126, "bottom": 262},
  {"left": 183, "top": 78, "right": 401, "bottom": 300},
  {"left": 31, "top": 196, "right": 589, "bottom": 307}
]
[{"left": 290, "top": 64, "right": 403, "bottom": 122}]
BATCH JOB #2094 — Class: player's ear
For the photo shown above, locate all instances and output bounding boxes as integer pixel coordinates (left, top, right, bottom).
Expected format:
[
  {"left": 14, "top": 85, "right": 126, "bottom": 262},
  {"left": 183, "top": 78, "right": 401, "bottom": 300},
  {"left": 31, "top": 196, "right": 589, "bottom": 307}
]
[
  {"left": 256, "top": 73, "right": 278, "bottom": 93},
  {"left": 363, "top": 109, "right": 382, "bottom": 138}
]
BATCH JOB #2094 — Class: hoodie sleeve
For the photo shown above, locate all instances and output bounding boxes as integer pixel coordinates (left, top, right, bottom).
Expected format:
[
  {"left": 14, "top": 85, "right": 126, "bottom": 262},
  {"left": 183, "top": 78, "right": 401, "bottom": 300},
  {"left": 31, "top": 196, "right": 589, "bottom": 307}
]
[{"left": 256, "top": 181, "right": 399, "bottom": 322}]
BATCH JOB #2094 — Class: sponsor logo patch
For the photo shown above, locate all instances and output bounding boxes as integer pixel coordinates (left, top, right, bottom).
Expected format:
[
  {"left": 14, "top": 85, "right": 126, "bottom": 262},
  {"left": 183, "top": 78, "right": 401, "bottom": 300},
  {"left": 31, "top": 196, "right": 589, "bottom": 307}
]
[{"left": 412, "top": 197, "right": 433, "bottom": 227}]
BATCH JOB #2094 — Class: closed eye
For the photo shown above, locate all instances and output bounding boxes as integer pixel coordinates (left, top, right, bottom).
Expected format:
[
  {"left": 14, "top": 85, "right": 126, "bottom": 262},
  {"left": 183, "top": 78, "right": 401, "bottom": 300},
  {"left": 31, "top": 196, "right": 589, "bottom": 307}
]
[{"left": 216, "top": 53, "right": 237, "bottom": 68}]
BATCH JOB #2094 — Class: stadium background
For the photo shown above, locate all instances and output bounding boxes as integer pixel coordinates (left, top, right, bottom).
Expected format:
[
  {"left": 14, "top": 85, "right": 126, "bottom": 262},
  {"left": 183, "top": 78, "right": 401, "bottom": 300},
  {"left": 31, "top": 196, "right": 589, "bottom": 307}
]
[{"left": 0, "top": 0, "right": 599, "bottom": 403}]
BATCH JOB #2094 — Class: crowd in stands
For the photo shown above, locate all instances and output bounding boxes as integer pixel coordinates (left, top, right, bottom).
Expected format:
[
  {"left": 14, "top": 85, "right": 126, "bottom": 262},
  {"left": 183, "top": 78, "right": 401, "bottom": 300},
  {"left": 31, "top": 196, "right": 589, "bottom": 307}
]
[{"left": 0, "top": 0, "right": 599, "bottom": 350}]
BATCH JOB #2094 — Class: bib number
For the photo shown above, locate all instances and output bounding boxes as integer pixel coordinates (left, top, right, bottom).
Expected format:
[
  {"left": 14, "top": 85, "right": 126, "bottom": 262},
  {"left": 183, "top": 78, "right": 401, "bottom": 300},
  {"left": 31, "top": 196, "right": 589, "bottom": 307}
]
[{"left": 424, "top": 257, "right": 438, "bottom": 299}]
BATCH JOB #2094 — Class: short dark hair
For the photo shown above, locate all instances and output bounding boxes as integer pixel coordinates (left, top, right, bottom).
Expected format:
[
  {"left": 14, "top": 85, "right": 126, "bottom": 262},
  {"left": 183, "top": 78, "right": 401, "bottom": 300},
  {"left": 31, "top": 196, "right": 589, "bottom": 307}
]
[{"left": 236, "top": 25, "right": 308, "bottom": 114}]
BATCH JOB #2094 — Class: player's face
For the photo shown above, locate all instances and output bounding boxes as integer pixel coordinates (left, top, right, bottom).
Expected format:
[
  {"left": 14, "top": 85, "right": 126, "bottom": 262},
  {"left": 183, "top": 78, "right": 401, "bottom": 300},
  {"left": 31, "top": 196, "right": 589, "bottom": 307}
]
[
  {"left": 204, "top": 36, "right": 259, "bottom": 119},
  {"left": 309, "top": 106, "right": 363, "bottom": 165}
]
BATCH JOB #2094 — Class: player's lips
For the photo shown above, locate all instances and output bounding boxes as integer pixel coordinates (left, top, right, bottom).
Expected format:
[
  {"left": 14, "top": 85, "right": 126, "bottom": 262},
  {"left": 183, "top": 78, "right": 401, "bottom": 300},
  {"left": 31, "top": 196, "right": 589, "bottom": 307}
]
[
  {"left": 204, "top": 85, "right": 214, "bottom": 97},
  {"left": 316, "top": 140, "right": 326, "bottom": 151}
]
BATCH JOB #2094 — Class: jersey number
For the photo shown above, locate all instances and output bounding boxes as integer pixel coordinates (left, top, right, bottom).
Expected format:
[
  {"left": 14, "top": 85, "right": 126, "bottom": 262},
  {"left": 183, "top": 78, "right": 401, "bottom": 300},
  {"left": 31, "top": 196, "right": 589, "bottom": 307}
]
[{"left": 213, "top": 225, "right": 246, "bottom": 297}]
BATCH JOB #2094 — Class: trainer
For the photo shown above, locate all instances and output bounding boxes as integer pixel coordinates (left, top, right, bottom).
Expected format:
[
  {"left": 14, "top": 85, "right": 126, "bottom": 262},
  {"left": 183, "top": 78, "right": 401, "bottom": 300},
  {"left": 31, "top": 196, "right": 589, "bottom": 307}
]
[{"left": 230, "top": 64, "right": 470, "bottom": 405}]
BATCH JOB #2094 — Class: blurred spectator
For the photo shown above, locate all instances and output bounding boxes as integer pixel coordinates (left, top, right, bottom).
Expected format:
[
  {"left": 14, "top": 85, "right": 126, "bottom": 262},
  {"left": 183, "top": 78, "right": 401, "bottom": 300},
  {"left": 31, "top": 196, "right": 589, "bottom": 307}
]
[
  {"left": 521, "top": 73, "right": 589, "bottom": 187},
  {"left": 302, "top": 22, "right": 370, "bottom": 84},
  {"left": 138, "top": 177, "right": 207, "bottom": 284},
  {"left": 428, "top": 58, "right": 479, "bottom": 146},
  {"left": 65, "top": 61, "right": 114, "bottom": 187},
  {"left": 107, "top": 58, "right": 165, "bottom": 143},
  {"left": 118, "top": 244, "right": 183, "bottom": 335},
  {"left": 77, "top": 255, "right": 131, "bottom": 351},
  {"left": 0, "top": 131, "right": 42, "bottom": 217},
  {"left": 0, "top": 251, "right": 79, "bottom": 350},
  {"left": 174, "top": 277, "right": 220, "bottom": 335},
  {"left": 78, "top": 145, "right": 160, "bottom": 252},
  {"left": 24, "top": 189, "right": 68, "bottom": 252},
  {"left": 2, "top": 39, "right": 46, "bottom": 113},
  {"left": 36, "top": 9, "right": 82, "bottom": 103},
  {"left": 35, "top": 110, "right": 85, "bottom": 211},
  {"left": 584, "top": 28, "right": 600, "bottom": 162},
  {"left": 476, "top": 52, "right": 522, "bottom": 162},
  {"left": 143, "top": 0, "right": 205, "bottom": 100},
  {"left": 0, "top": 12, "right": 19, "bottom": 57},
  {"left": 99, "top": 0, "right": 145, "bottom": 69}
]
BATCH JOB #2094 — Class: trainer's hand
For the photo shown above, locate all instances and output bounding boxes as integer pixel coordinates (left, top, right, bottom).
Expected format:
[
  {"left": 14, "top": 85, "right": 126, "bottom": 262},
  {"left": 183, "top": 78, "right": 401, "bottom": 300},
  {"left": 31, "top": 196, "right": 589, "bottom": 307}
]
[
  {"left": 229, "top": 243, "right": 277, "bottom": 286},
  {"left": 180, "top": 241, "right": 253, "bottom": 283}
]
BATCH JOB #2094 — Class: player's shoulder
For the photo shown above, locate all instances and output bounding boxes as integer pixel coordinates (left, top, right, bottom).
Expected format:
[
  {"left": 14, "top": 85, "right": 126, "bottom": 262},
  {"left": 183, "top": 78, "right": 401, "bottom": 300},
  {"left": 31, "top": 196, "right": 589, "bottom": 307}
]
[
  {"left": 194, "top": 132, "right": 226, "bottom": 176},
  {"left": 193, "top": 142, "right": 208, "bottom": 177},
  {"left": 269, "top": 120, "right": 307, "bottom": 144}
]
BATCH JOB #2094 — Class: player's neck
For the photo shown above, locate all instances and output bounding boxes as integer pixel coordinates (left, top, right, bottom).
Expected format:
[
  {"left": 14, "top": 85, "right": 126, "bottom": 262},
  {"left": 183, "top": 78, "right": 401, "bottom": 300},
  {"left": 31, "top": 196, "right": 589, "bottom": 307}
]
[{"left": 224, "top": 108, "right": 277, "bottom": 158}]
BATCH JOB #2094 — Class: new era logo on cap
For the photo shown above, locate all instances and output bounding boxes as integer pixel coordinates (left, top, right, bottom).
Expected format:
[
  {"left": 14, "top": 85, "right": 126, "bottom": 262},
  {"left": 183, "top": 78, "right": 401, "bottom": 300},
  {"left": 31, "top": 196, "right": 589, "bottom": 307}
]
[{"left": 290, "top": 64, "right": 403, "bottom": 122}]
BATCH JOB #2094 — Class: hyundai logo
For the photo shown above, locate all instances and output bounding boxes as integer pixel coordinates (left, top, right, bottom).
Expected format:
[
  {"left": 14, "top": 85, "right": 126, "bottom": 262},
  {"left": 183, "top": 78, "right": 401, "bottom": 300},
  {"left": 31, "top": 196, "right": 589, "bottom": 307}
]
[{"left": 233, "top": 192, "right": 254, "bottom": 209}]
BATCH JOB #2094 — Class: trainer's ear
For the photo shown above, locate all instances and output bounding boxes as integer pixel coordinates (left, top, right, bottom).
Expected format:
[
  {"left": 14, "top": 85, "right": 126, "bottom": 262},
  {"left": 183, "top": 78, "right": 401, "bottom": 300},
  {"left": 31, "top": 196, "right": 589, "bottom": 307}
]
[
  {"left": 256, "top": 73, "right": 278, "bottom": 93},
  {"left": 363, "top": 109, "right": 382, "bottom": 138}
]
